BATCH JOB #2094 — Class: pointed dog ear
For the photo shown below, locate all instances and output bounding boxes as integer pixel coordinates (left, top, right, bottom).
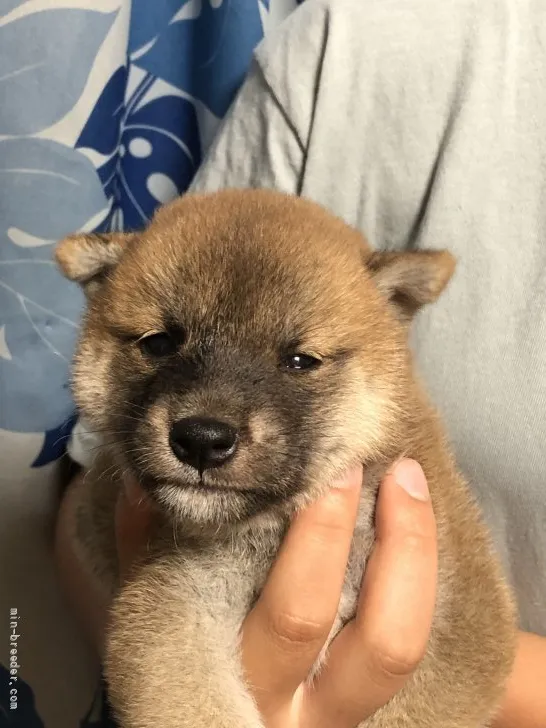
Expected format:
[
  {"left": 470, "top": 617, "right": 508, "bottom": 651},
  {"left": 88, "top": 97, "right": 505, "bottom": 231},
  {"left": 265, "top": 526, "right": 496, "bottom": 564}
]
[
  {"left": 366, "top": 250, "right": 456, "bottom": 323},
  {"left": 55, "top": 232, "right": 134, "bottom": 295}
]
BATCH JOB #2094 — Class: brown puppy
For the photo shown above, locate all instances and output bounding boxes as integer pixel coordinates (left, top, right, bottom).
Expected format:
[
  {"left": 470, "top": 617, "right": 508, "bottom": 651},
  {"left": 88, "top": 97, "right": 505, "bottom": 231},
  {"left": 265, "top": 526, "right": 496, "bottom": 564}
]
[{"left": 56, "top": 190, "right": 516, "bottom": 728}]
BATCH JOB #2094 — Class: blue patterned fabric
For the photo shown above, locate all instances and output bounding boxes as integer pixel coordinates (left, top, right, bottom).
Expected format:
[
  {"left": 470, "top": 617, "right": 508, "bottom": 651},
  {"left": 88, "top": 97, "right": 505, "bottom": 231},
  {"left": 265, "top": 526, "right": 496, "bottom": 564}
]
[
  {"left": 0, "top": 0, "right": 273, "bottom": 462},
  {"left": 0, "top": 1, "right": 300, "bottom": 725}
]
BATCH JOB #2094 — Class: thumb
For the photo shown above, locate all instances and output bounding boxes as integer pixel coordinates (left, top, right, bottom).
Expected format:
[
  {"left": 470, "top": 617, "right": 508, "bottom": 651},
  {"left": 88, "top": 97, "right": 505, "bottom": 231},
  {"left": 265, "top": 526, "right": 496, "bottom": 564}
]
[{"left": 358, "top": 458, "right": 437, "bottom": 671}]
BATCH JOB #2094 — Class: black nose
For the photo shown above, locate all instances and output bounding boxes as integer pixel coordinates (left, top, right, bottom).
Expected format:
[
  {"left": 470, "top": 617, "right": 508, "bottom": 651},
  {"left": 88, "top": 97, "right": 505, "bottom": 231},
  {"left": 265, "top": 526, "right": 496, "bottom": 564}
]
[{"left": 169, "top": 417, "right": 238, "bottom": 471}]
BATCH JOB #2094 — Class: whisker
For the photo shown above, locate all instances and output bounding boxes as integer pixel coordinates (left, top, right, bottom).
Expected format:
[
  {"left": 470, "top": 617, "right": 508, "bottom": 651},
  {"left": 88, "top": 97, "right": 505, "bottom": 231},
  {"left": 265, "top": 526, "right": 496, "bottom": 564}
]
[
  {"left": 86, "top": 440, "right": 128, "bottom": 454},
  {"left": 82, "top": 467, "right": 96, "bottom": 485},
  {"left": 52, "top": 433, "right": 72, "bottom": 448},
  {"left": 111, "top": 413, "right": 147, "bottom": 425},
  {"left": 172, "top": 520, "right": 179, "bottom": 552},
  {"left": 79, "top": 429, "right": 135, "bottom": 438},
  {"left": 122, "top": 445, "right": 155, "bottom": 455},
  {"left": 119, "top": 400, "right": 148, "bottom": 414},
  {"left": 132, "top": 454, "right": 155, "bottom": 470},
  {"left": 133, "top": 454, "right": 159, "bottom": 477},
  {"left": 97, "top": 462, "right": 123, "bottom": 482}
]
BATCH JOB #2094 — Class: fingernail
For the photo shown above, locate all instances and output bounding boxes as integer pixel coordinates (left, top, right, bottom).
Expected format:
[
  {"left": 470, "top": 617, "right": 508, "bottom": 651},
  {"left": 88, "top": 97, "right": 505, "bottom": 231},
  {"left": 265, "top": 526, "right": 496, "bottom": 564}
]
[
  {"left": 393, "top": 459, "right": 429, "bottom": 502},
  {"left": 331, "top": 465, "right": 363, "bottom": 489}
]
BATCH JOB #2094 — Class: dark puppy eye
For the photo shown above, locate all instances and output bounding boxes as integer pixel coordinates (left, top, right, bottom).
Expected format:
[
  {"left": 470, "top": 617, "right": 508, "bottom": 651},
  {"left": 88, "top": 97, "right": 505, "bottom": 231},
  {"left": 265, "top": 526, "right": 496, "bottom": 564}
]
[
  {"left": 282, "top": 353, "right": 322, "bottom": 371},
  {"left": 138, "top": 332, "right": 177, "bottom": 358}
]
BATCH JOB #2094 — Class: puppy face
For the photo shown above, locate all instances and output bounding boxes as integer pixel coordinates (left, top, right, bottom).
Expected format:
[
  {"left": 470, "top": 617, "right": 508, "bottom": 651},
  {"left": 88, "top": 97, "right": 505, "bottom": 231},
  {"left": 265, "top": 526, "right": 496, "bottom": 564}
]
[{"left": 57, "top": 190, "right": 454, "bottom": 524}]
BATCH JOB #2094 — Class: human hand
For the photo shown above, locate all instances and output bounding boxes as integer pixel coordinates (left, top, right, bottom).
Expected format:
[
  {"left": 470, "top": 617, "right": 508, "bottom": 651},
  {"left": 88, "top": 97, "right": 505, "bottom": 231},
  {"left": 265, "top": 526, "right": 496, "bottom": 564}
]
[{"left": 115, "top": 460, "right": 437, "bottom": 728}]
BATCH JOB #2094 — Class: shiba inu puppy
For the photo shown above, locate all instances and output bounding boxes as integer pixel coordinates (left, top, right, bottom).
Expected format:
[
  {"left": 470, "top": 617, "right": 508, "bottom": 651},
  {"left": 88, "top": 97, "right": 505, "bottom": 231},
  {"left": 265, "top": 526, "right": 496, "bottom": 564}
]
[{"left": 56, "top": 189, "right": 516, "bottom": 728}]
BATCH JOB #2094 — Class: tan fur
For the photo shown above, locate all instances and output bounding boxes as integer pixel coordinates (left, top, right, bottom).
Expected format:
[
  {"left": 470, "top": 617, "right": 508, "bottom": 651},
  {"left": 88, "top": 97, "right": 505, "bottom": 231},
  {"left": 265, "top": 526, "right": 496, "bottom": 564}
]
[{"left": 56, "top": 190, "right": 517, "bottom": 728}]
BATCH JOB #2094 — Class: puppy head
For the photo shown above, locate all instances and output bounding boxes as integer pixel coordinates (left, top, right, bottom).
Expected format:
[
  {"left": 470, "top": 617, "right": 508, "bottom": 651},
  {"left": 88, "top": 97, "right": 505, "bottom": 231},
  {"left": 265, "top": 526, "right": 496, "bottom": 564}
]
[{"left": 57, "top": 190, "right": 455, "bottom": 524}]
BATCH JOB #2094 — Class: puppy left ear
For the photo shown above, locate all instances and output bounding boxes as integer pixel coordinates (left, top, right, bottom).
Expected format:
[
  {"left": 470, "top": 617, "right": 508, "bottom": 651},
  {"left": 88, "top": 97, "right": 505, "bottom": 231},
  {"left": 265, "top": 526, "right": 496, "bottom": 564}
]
[
  {"left": 55, "top": 231, "right": 134, "bottom": 295},
  {"left": 366, "top": 250, "right": 456, "bottom": 322}
]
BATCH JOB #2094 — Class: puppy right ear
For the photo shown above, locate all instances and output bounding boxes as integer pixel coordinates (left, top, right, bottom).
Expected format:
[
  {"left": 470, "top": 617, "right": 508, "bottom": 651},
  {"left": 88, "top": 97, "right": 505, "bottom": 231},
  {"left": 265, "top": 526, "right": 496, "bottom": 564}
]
[{"left": 55, "top": 232, "right": 133, "bottom": 294}]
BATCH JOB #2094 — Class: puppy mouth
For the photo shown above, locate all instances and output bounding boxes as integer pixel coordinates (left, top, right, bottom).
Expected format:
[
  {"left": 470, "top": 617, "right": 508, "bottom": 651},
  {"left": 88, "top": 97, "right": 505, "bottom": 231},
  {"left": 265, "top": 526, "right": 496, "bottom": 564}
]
[
  {"left": 185, "top": 476, "right": 257, "bottom": 494},
  {"left": 137, "top": 468, "right": 259, "bottom": 496}
]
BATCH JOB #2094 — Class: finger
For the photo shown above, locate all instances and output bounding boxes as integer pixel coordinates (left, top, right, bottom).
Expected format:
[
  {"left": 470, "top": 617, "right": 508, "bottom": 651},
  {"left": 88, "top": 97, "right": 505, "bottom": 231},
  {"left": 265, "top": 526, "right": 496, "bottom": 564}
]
[
  {"left": 242, "top": 466, "right": 363, "bottom": 716},
  {"left": 115, "top": 474, "right": 156, "bottom": 582},
  {"left": 307, "top": 459, "right": 437, "bottom": 728}
]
